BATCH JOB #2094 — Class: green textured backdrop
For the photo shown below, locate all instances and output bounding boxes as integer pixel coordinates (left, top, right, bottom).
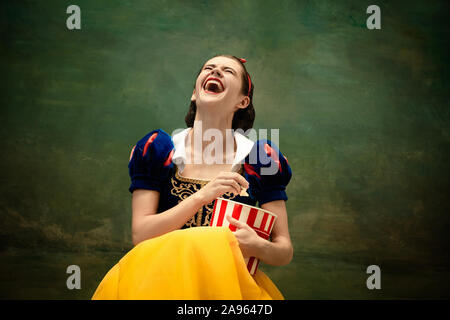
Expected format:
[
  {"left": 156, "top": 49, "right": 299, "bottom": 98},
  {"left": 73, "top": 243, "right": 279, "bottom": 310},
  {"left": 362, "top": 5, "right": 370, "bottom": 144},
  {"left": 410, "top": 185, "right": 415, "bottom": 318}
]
[{"left": 1, "top": 0, "right": 449, "bottom": 299}]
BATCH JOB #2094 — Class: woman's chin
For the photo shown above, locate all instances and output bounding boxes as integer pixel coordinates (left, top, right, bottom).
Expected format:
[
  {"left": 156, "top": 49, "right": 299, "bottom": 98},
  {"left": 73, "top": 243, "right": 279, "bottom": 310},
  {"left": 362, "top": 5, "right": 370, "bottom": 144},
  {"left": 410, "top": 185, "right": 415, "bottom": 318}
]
[
  {"left": 197, "top": 93, "right": 226, "bottom": 105},
  {"left": 196, "top": 100, "right": 228, "bottom": 112}
]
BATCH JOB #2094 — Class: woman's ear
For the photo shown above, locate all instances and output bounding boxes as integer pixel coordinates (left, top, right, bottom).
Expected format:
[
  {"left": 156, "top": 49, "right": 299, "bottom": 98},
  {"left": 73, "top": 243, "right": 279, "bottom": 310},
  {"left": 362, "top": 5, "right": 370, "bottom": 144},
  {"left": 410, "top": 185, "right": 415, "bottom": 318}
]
[
  {"left": 191, "top": 89, "right": 196, "bottom": 102},
  {"left": 236, "top": 96, "right": 250, "bottom": 110}
]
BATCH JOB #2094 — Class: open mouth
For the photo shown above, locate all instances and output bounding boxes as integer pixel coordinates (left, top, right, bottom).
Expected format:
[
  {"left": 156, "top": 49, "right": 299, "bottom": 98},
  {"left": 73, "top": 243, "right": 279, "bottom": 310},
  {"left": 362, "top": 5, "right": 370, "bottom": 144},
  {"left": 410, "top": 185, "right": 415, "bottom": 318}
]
[{"left": 203, "top": 77, "right": 224, "bottom": 94}]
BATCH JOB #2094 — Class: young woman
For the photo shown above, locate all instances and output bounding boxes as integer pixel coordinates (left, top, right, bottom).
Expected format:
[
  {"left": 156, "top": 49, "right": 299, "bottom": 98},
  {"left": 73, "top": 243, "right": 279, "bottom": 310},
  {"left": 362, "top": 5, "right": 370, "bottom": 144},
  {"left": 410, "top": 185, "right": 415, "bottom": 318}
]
[{"left": 92, "top": 55, "right": 293, "bottom": 299}]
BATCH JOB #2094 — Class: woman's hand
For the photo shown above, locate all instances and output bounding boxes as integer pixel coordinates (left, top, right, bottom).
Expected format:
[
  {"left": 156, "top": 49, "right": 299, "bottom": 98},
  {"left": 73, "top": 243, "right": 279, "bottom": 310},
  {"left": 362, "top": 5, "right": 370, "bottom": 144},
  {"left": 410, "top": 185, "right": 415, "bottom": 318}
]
[
  {"left": 226, "top": 215, "right": 264, "bottom": 259},
  {"left": 196, "top": 172, "right": 249, "bottom": 206}
]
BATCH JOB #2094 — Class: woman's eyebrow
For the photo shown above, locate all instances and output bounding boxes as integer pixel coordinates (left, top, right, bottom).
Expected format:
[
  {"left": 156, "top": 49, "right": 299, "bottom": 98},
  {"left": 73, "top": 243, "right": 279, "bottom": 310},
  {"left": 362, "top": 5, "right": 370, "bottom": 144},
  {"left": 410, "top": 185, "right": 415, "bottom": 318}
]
[{"left": 204, "top": 64, "right": 236, "bottom": 74}]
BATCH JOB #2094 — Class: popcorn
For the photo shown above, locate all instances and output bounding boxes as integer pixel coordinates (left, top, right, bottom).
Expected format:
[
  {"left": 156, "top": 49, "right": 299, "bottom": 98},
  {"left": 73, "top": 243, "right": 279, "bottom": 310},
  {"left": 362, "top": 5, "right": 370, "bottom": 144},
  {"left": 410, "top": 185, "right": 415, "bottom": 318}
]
[{"left": 240, "top": 188, "right": 249, "bottom": 197}]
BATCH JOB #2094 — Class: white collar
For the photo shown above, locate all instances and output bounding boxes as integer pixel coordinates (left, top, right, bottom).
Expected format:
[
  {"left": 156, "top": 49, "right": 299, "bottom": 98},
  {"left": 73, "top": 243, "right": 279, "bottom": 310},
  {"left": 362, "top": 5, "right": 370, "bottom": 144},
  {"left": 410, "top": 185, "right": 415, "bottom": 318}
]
[{"left": 171, "top": 127, "right": 255, "bottom": 173}]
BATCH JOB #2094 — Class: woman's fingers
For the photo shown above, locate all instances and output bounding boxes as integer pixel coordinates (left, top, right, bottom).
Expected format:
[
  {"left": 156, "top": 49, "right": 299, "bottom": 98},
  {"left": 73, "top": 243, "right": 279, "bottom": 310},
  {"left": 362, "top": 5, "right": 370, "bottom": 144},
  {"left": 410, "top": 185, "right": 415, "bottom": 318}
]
[
  {"left": 199, "top": 171, "right": 251, "bottom": 204},
  {"left": 201, "top": 171, "right": 250, "bottom": 200},
  {"left": 218, "top": 178, "right": 242, "bottom": 195},
  {"left": 218, "top": 184, "right": 240, "bottom": 197},
  {"left": 219, "top": 172, "right": 249, "bottom": 189},
  {"left": 226, "top": 215, "right": 248, "bottom": 230},
  {"left": 234, "top": 173, "right": 250, "bottom": 189}
]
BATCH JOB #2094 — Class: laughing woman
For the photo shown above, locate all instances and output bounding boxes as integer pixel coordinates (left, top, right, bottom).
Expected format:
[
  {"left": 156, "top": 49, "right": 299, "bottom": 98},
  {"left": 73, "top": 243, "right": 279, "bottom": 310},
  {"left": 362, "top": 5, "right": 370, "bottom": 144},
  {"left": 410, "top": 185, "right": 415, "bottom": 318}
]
[{"left": 92, "top": 55, "right": 293, "bottom": 300}]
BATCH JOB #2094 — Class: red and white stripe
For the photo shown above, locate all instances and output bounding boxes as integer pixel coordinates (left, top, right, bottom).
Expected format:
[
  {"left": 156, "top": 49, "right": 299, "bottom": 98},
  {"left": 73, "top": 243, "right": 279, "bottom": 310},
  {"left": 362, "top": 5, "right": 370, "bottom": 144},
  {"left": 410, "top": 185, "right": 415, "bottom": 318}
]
[{"left": 210, "top": 198, "right": 277, "bottom": 275}]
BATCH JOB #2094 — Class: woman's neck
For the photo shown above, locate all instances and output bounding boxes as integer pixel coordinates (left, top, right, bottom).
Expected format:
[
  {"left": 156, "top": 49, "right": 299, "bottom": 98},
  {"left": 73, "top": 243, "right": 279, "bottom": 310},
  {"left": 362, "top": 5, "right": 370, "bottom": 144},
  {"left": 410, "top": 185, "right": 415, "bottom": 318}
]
[{"left": 187, "top": 114, "right": 236, "bottom": 165}]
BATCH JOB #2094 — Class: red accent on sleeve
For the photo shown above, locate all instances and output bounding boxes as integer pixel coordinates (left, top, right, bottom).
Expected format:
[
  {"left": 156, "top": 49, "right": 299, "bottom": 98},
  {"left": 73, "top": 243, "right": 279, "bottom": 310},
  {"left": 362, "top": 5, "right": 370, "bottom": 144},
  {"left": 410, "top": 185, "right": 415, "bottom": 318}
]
[
  {"left": 142, "top": 132, "right": 158, "bottom": 157},
  {"left": 244, "top": 163, "right": 261, "bottom": 179},
  {"left": 129, "top": 145, "right": 136, "bottom": 162},
  {"left": 163, "top": 149, "right": 174, "bottom": 167},
  {"left": 264, "top": 143, "right": 282, "bottom": 173}
]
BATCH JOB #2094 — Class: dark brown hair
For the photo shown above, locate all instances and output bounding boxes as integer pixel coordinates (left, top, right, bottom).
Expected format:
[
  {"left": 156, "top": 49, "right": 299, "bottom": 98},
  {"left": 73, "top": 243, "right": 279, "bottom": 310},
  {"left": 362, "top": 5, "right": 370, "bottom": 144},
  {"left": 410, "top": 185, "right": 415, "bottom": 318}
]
[{"left": 185, "top": 55, "right": 255, "bottom": 132}]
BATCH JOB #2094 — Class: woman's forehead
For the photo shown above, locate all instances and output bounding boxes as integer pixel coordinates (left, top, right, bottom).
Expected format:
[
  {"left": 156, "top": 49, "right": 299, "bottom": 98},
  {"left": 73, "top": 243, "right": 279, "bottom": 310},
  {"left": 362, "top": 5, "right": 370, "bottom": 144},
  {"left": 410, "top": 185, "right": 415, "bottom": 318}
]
[{"left": 203, "top": 56, "right": 243, "bottom": 72}]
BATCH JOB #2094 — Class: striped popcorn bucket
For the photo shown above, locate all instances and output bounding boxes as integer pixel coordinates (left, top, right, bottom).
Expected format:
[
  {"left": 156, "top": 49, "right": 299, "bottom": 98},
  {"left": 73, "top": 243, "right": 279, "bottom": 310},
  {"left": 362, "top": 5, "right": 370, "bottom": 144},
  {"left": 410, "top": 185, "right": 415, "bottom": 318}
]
[{"left": 210, "top": 198, "right": 277, "bottom": 275}]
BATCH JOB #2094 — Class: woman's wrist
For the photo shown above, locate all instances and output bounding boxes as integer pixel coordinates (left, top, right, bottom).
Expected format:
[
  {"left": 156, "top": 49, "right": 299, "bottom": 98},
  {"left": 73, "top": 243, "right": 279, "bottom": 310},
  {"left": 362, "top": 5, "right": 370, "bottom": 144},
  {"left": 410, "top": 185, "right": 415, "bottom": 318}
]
[
  {"left": 190, "top": 191, "right": 207, "bottom": 209},
  {"left": 255, "top": 238, "right": 293, "bottom": 266},
  {"left": 253, "top": 236, "right": 268, "bottom": 259}
]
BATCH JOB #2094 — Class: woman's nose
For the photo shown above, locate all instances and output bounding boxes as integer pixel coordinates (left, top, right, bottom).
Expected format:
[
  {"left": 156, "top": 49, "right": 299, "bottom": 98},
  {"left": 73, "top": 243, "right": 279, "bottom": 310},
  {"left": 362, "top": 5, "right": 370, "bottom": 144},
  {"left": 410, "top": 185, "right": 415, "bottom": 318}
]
[{"left": 210, "top": 68, "right": 222, "bottom": 77}]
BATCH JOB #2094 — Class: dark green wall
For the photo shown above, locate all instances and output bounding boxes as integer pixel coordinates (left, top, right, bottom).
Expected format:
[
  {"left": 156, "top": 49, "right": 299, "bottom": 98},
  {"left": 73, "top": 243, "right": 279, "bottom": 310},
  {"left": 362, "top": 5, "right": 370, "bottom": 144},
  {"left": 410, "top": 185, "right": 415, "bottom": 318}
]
[{"left": 1, "top": 0, "right": 449, "bottom": 299}]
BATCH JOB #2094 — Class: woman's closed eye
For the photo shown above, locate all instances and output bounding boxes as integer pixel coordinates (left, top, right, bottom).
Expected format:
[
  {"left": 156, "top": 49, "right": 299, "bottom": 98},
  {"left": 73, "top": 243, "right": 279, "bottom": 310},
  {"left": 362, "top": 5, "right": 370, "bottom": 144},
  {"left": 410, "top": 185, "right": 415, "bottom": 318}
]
[{"left": 204, "top": 66, "right": 234, "bottom": 74}]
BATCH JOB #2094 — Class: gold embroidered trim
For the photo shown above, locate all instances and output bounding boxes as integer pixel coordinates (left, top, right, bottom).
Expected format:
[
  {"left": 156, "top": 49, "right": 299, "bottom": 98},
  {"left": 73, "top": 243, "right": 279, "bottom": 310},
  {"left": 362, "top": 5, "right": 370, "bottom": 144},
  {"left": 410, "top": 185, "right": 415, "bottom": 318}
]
[
  {"left": 171, "top": 166, "right": 243, "bottom": 228},
  {"left": 196, "top": 206, "right": 203, "bottom": 226},
  {"left": 175, "top": 165, "right": 244, "bottom": 185},
  {"left": 202, "top": 201, "right": 216, "bottom": 226},
  {"left": 175, "top": 169, "right": 209, "bottom": 186}
]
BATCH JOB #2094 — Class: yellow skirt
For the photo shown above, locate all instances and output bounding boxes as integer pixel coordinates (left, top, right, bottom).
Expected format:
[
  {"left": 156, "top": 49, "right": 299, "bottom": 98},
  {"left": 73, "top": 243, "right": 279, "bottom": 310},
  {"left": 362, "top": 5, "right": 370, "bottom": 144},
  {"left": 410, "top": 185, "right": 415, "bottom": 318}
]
[{"left": 92, "top": 227, "right": 284, "bottom": 300}]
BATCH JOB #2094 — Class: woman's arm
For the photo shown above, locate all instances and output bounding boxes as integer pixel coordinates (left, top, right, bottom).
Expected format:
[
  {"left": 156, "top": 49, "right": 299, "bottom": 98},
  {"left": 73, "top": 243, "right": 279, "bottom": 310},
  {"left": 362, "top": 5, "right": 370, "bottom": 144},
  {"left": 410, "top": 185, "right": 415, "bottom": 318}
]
[
  {"left": 131, "top": 189, "right": 204, "bottom": 245},
  {"left": 227, "top": 200, "right": 293, "bottom": 266},
  {"left": 258, "top": 200, "right": 293, "bottom": 266},
  {"left": 132, "top": 171, "right": 249, "bottom": 245}
]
